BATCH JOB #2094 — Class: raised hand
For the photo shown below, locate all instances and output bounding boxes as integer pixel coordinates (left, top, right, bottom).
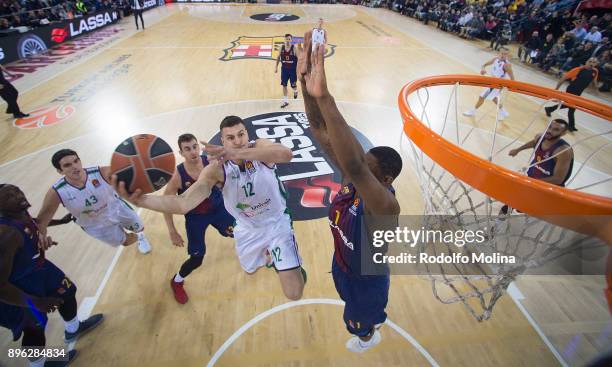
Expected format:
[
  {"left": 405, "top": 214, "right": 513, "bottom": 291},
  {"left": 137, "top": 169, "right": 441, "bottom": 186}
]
[
  {"left": 296, "top": 31, "right": 312, "bottom": 83},
  {"left": 111, "top": 174, "right": 145, "bottom": 206},
  {"left": 304, "top": 43, "right": 330, "bottom": 99},
  {"left": 169, "top": 231, "right": 184, "bottom": 247},
  {"left": 32, "top": 296, "right": 63, "bottom": 314},
  {"left": 38, "top": 232, "right": 57, "bottom": 251},
  {"left": 202, "top": 142, "right": 236, "bottom": 163}
]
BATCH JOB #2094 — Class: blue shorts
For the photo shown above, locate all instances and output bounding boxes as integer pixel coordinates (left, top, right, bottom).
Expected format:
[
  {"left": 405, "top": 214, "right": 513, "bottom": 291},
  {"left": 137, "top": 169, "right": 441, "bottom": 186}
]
[
  {"left": 281, "top": 67, "right": 297, "bottom": 87},
  {"left": 185, "top": 206, "right": 234, "bottom": 257},
  {"left": 0, "top": 260, "right": 76, "bottom": 341},
  {"left": 332, "top": 259, "right": 389, "bottom": 337}
]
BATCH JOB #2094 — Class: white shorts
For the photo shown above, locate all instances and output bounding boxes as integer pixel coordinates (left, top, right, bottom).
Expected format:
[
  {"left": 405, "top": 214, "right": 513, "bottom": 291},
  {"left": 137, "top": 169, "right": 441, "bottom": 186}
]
[
  {"left": 234, "top": 214, "right": 302, "bottom": 273},
  {"left": 82, "top": 201, "right": 144, "bottom": 247},
  {"left": 480, "top": 87, "right": 502, "bottom": 100}
]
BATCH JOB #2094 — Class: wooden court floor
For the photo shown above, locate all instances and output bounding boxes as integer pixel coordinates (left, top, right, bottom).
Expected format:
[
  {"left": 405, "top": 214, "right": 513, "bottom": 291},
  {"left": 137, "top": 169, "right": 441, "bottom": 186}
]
[{"left": 1, "top": 4, "right": 610, "bottom": 367}]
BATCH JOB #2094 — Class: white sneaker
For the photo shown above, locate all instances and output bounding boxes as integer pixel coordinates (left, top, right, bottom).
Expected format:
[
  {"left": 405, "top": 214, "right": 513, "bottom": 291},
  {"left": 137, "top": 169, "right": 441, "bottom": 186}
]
[
  {"left": 463, "top": 109, "right": 476, "bottom": 117},
  {"left": 138, "top": 236, "right": 152, "bottom": 254},
  {"left": 346, "top": 330, "right": 382, "bottom": 353},
  {"left": 498, "top": 109, "right": 509, "bottom": 120}
]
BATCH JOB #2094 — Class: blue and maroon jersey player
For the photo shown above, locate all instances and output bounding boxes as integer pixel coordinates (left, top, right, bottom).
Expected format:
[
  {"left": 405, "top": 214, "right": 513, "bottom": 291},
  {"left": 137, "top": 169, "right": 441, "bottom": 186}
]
[
  {"left": 280, "top": 44, "right": 297, "bottom": 70},
  {"left": 0, "top": 216, "right": 44, "bottom": 282},
  {"left": 176, "top": 155, "right": 224, "bottom": 215},
  {"left": 328, "top": 183, "right": 369, "bottom": 274},
  {"left": 527, "top": 139, "right": 574, "bottom": 186}
]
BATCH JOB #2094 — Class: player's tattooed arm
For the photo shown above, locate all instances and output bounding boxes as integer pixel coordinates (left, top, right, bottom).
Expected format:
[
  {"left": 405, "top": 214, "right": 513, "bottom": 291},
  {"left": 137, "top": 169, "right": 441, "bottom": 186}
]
[
  {"left": 112, "top": 162, "right": 221, "bottom": 215},
  {"left": 0, "top": 226, "right": 63, "bottom": 311},
  {"left": 47, "top": 213, "right": 75, "bottom": 226},
  {"left": 36, "top": 188, "right": 62, "bottom": 249}
]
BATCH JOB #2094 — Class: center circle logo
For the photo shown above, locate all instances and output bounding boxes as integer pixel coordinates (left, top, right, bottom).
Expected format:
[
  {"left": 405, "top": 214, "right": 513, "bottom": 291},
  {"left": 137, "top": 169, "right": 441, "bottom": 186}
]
[
  {"left": 209, "top": 112, "right": 373, "bottom": 221},
  {"left": 250, "top": 13, "right": 300, "bottom": 22}
]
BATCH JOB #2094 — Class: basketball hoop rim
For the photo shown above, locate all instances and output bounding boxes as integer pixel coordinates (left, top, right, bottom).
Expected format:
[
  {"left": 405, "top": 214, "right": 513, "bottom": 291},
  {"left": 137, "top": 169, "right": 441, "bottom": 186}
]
[{"left": 398, "top": 75, "right": 612, "bottom": 219}]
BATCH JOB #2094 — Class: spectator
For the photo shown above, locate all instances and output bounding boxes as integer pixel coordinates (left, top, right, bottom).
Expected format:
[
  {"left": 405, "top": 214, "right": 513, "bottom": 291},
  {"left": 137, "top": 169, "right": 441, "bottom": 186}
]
[
  {"left": 570, "top": 20, "right": 587, "bottom": 41},
  {"left": 533, "top": 33, "right": 554, "bottom": 65},
  {"left": 592, "top": 37, "right": 609, "bottom": 59},
  {"left": 541, "top": 39, "right": 568, "bottom": 71},
  {"left": 519, "top": 30, "right": 541, "bottom": 62},
  {"left": 584, "top": 26, "right": 602, "bottom": 44}
]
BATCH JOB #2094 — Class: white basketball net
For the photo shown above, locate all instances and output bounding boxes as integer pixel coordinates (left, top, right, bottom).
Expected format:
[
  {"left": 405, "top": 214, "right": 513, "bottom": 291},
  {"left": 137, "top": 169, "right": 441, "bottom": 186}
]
[{"left": 401, "top": 81, "right": 611, "bottom": 321}]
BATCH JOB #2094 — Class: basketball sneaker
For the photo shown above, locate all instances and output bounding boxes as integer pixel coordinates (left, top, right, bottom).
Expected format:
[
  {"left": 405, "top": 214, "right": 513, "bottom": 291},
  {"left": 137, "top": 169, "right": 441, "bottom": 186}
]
[
  {"left": 138, "top": 236, "right": 152, "bottom": 254},
  {"left": 64, "top": 314, "right": 104, "bottom": 344},
  {"left": 498, "top": 108, "right": 509, "bottom": 120},
  {"left": 346, "top": 329, "right": 382, "bottom": 353},
  {"left": 44, "top": 349, "right": 78, "bottom": 366},
  {"left": 170, "top": 278, "right": 188, "bottom": 304},
  {"left": 280, "top": 102, "right": 289, "bottom": 109},
  {"left": 463, "top": 109, "right": 476, "bottom": 117}
]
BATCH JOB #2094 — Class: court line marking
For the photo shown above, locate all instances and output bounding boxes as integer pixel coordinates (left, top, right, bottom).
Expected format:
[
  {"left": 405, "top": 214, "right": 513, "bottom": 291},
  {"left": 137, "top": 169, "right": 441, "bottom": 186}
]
[
  {"left": 507, "top": 284, "right": 569, "bottom": 367},
  {"left": 0, "top": 99, "right": 396, "bottom": 169},
  {"left": 205, "top": 298, "right": 440, "bottom": 367}
]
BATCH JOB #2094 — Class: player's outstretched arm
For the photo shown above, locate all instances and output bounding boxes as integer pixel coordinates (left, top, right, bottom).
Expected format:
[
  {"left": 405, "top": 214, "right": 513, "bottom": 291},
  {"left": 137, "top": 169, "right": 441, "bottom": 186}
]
[
  {"left": 36, "top": 187, "right": 62, "bottom": 250},
  {"left": 505, "top": 63, "right": 515, "bottom": 80},
  {"left": 203, "top": 140, "right": 292, "bottom": 165},
  {"left": 162, "top": 171, "right": 185, "bottom": 247},
  {"left": 112, "top": 162, "right": 222, "bottom": 215},
  {"left": 305, "top": 43, "right": 399, "bottom": 215},
  {"left": 297, "top": 31, "right": 343, "bottom": 176},
  {"left": 0, "top": 226, "right": 63, "bottom": 311}
]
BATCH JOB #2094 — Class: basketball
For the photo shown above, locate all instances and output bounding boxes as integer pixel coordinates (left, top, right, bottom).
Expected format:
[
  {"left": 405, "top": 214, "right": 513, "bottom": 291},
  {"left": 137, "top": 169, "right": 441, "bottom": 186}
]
[{"left": 110, "top": 134, "right": 175, "bottom": 194}]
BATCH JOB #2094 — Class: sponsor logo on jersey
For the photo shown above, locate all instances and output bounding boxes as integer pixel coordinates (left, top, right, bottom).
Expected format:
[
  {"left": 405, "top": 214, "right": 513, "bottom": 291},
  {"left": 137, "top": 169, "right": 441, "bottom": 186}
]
[
  {"left": 209, "top": 112, "right": 372, "bottom": 221},
  {"left": 220, "top": 36, "right": 335, "bottom": 62},
  {"left": 13, "top": 104, "right": 75, "bottom": 129},
  {"left": 92, "top": 179, "right": 101, "bottom": 188},
  {"left": 349, "top": 198, "right": 360, "bottom": 216},
  {"left": 244, "top": 161, "right": 256, "bottom": 174}
]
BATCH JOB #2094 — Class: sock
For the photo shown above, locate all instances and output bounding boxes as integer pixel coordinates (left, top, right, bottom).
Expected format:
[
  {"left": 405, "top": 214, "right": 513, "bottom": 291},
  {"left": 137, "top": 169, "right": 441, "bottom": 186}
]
[
  {"left": 137, "top": 232, "right": 145, "bottom": 241},
  {"left": 29, "top": 357, "right": 46, "bottom": 367},
  {"left": 64, "top": 316, "right": 79, "bottom": 334},
  {"left": 283, "top": 96, "right": 288, "bottom": 103},
  {"left": 174, "top": 273, "right": 184, "bottom": 283}
]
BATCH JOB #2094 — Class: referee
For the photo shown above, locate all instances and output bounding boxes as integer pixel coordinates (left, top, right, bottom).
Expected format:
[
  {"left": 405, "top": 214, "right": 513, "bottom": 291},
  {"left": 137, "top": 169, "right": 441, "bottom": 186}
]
[
  {"left": 545, "top": 57, "right": 600, "bottom": 132},
  {"left": 0, "top": 65, "right": 29, "bottom": 119}
]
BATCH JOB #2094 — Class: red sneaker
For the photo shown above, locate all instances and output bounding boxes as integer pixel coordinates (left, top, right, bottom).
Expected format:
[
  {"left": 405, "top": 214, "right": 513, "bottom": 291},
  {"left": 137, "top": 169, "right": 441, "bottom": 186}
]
[{"left": 170, "top": 278, "right": 188, "bottom": 304}]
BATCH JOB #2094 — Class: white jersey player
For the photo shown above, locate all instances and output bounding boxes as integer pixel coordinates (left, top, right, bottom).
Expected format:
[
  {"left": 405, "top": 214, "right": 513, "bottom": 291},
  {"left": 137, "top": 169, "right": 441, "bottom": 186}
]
[
  {"left": 463, "top": 47, "right": 515, "bottom": 120},
  {"left": 312, "top": 18, "right": 327, "bottom": 50},
  {"left": 112, "top": 116, "right": 306, "bottom": 301},
  {"left": 37, "top": 149, "right": 151, "bottom": 254}
]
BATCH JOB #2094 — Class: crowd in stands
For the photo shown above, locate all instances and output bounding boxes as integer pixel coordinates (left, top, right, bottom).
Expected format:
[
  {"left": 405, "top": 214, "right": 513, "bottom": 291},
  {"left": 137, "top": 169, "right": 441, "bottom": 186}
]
[
  {"left": 0, "top": 0, "right": 135, "bottom": 33},
  {"left": 364, "top": 0, "right": 611, "bottom": 92}
]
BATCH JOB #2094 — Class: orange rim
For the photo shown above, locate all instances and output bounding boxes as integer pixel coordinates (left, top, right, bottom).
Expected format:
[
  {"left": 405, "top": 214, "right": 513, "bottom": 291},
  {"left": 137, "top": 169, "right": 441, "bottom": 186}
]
[{"left": 398, "top": 75, "right": 612, "bottom": 242}]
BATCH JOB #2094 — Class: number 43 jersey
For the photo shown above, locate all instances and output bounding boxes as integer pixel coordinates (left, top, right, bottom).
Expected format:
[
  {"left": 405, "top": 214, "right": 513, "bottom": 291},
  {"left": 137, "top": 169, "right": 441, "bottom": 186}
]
[
  {"left": 52, "top": 166, "right": 124, "bottom": 229},
  {"left": 222, "top": 159, "right": 289, "bottom": 229}
]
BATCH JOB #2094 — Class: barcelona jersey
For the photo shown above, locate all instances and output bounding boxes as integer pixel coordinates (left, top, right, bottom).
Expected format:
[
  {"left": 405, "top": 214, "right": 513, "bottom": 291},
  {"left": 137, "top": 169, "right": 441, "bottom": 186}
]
[
  {"left": 527, "top": 139, "right": 573, "bottom": 186},
  {"left": 177, "top": 155, "right": 225, "bottom": 216}
]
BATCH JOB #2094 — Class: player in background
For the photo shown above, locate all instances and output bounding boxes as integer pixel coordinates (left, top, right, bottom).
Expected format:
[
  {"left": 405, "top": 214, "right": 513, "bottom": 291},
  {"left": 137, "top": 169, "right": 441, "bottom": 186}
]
[
  {"left": 463, "top": 47, "right": 515, "bottom": 120},
  {"left": 163, "top": 134, "right": 234, "bottom": 304},
  {"left": 275, "top": 34, "right": 299, "bottom": 109},
  {"left": 36, "top": 149, "right": 152, "bottom": 254},
  {"left": 312, "top": 18, "right": 327, "bottom": 50}
]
